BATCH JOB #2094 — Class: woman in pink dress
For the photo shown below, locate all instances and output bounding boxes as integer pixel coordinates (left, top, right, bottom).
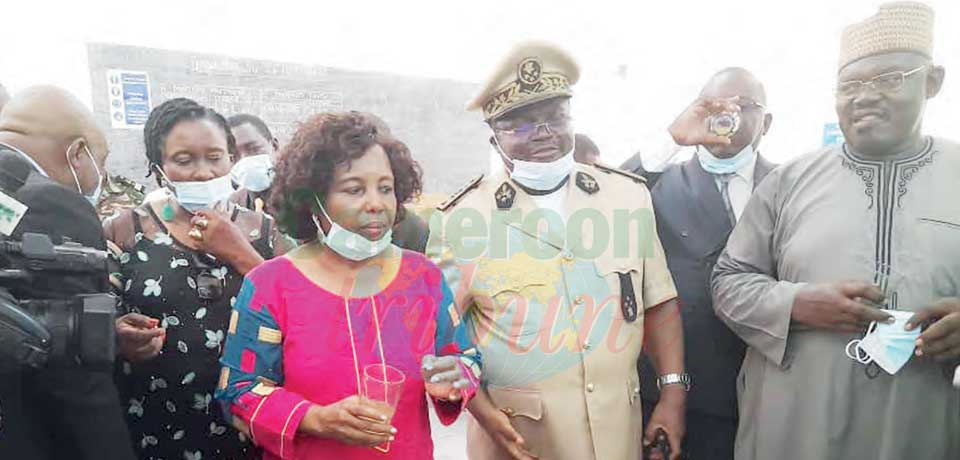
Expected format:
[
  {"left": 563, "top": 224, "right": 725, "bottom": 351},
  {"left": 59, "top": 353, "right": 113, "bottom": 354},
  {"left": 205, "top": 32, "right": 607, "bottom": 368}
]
[{"left": 216, "top": 112, "right": 480, "bottom": 459}]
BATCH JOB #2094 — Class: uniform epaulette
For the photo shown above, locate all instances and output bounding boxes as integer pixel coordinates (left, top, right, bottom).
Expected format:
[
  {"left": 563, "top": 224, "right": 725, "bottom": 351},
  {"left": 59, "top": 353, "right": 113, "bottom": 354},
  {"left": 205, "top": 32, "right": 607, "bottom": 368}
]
[
  {"left": 592, "top": 163, "right": 646, "bottom": 184},
  {"left": 437, "top": 174, "right": 484, "bottom": 212}
]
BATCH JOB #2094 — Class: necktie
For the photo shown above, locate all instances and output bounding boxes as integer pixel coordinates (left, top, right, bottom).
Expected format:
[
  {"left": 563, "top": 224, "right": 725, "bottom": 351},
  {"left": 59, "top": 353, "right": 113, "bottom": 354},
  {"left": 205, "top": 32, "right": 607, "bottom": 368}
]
[{"left": 716, "top": 173, "right": 737, "bottom": 225}]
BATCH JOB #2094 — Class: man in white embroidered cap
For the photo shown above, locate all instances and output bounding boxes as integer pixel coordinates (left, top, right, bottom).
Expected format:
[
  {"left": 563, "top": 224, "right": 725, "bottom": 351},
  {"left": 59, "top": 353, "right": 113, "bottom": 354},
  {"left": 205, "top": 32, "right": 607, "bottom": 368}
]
[
  {"left": 428, "top": 40, "right": 687, "bottom": 459},
  {"left": 712, "top": 2, "right": 960, "bottom": 459}
]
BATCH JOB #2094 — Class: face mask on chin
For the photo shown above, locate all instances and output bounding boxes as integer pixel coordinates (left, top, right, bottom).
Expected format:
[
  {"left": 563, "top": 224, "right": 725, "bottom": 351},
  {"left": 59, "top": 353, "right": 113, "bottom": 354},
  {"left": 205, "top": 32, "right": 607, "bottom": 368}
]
[
  {"left": 155, "top": 166, "right": 235, "bottom": 213},
  {"left": 494, "top": 135, "right": 576, "bottom": 192},
  {"left": 312, "top": 195, "right": 393, "bottom": 262},
  {"left": 697, "top": 144, "right": 757, "bottom": 175}
]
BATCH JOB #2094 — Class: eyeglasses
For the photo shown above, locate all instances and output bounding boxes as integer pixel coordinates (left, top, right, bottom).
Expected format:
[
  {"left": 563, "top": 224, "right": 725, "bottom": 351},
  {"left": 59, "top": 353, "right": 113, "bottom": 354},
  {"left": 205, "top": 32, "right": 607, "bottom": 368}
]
[
  {"left": 736, "top": 99, "right": 766, "bottom": 112},
  {"left": 836, "top": 65, "right": 927, "bottom": 98},
  {"left": 493, "top": 117, "right": 573, "bottom": 138}
]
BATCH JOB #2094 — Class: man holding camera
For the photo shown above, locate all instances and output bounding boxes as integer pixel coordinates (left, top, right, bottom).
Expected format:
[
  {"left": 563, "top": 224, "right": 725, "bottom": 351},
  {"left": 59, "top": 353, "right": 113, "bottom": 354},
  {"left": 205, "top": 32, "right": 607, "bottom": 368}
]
[{"left": 0, "top": 86, "right": 139, "bottom": 460}]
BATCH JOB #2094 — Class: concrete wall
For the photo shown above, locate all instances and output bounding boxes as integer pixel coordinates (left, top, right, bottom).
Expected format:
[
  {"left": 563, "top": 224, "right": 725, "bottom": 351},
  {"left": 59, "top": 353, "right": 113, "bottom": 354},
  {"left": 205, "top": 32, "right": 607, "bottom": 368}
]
[{"left": 87, "top": 43, "right": 489, "bottom": 194}]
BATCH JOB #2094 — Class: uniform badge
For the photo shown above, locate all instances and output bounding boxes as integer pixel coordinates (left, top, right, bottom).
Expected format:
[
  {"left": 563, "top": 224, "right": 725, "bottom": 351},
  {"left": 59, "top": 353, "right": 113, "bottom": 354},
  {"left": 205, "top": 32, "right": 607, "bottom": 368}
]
[
  {"left": 576, "top": 172, "right": 599, "bottom": 194},
  {"left": 518, "top": 58, "right": 543, "bottom": 85},
  {"left": 495, "top": 182, "right": 516, "bottom": 209},
  {"left": 619, "top": 273, "right": 638, "bottom": 323}
]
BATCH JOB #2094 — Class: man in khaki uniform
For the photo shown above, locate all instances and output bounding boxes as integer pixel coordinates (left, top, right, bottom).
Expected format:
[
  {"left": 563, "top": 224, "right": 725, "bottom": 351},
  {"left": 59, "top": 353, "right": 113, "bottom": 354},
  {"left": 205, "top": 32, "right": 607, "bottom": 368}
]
[{"left": 428, "top": 41, "right": 687, "bottom": 460}]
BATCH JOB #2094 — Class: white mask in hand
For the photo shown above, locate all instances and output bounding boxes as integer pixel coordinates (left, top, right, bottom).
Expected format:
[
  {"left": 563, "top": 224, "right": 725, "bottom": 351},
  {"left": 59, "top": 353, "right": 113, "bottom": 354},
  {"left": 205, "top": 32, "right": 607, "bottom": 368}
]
[{"left": 845, "top": 310, "right": 919, "bottom": 375}]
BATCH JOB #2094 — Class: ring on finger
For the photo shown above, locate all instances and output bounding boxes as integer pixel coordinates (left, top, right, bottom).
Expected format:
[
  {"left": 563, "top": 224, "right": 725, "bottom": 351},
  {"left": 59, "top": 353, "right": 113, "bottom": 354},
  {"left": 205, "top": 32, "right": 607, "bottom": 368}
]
[
  {"left": 195, "top": 217, "right": 209, "bottom": 230},
  {"left": 188, "top": 227, "right": 204, "bottom": 240}
]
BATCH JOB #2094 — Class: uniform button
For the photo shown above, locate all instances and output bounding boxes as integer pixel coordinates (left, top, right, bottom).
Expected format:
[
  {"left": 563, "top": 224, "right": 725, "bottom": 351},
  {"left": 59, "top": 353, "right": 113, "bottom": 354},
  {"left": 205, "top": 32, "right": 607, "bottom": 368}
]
[
  {"left": 583, "top": 341, "right": 592, "bottom": 350},
  {"left": 634, "top": 386, "right": 641, "bottom": 395},
  {"left": 586, "top": 383, "right": 595, "bottom": 393},
  {"left": 562, "top": 251, "right": 575, "bottom": 263},
  {"left": 574, "top": 295, "right": 585, "bottom": 305}
]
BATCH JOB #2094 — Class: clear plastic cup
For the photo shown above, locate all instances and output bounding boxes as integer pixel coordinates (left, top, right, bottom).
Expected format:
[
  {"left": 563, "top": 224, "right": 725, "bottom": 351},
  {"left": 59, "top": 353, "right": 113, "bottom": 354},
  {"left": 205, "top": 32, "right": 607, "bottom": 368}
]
[{"left": 362, "top": 363, "right": 405, "bottom": 452}]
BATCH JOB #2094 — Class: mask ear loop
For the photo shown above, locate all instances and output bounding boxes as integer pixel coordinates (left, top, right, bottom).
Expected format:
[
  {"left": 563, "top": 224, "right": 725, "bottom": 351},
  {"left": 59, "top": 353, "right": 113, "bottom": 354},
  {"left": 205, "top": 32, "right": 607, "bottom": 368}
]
[
  {"left": 81, "top": 144, "right": 103, "bottom": 188},
  {"left": 845, "top": 339, "right": 872, "bottom": 364},
  {"left": 312, "top": 195, "right": 335, "bottom": 240},
  {"left": 153, "top": 164, "right": 175, "bottom": 192},
  {"left": 491, "top": 133, "right": 516, "bottom": 170},
  {"left": 845, "top": 320, "right": 880, "bottom": 364},
  {"left": 65, "top": 143, "right": 85, "bottom": 194}
]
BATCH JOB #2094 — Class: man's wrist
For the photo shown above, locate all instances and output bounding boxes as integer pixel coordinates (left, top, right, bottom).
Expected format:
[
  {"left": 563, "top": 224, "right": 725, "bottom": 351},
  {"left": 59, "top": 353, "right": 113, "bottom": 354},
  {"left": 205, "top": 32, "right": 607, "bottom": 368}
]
[
  {"left": 658, "top": 385, "right": 687, "bottom": 406},
  {"left": 657, "top": 372, "right": 691, "bottom": 391}
]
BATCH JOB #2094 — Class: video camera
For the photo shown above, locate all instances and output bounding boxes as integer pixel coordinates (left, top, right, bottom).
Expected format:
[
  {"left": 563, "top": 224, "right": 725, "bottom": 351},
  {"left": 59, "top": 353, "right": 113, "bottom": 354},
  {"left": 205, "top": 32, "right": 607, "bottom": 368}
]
[{"left": 0, "top": 232, "right": 118, "bottom": 370}]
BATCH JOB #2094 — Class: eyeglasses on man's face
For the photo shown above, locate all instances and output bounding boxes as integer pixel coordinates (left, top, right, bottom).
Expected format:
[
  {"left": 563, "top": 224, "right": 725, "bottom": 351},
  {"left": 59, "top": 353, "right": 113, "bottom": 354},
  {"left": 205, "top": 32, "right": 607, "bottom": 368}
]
[
  {"left": 493, "top": 116, "right": 573, "bottom": 138},
  {"left": 836, "top": 65, "right": 927, "bottom": 98}
]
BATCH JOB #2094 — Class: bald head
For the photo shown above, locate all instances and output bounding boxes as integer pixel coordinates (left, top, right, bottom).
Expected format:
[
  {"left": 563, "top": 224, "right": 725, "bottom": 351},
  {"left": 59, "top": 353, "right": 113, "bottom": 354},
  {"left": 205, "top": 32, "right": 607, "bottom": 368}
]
[
  {"left": 697, "top": 67, "right": 772, "bottom": 157},
  {"left": 0, "top": 85, "right": 107, "bottom": 194},
  {"left": 700, "top": 67, "right": 767, "bottom": 105},
  {"left": 0, "top": 85, "right": 104, "bottom": 147}
]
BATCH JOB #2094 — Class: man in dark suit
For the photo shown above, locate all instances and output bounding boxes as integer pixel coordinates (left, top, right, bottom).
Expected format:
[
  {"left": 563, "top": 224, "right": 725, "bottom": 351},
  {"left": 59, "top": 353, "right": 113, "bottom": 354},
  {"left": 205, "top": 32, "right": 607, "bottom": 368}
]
[
  {"left": 0, "top": 86, "right": 137, "bottom": 460},
  {"left": 623, "top": 68, "right": 776, "bottom": 460}
]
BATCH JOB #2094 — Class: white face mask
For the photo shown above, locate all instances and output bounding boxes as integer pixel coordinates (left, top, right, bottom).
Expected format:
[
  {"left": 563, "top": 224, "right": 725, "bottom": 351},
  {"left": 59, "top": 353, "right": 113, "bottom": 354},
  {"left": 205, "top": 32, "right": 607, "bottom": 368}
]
[
  {"left": 845, "top": 310, "right": 919, "bottom": 375},
  {"left": 697, "top": 144, "right": 757, "bottom": 175},
  {"left": 158, "top": 168, "right": 235, "bottom": 213},
  {"left": 230, "top": 154, "right": 274, "bottom": 192},
  {"left": 494, "top": 137, "right": 576, "bottom": 192},
  {"left": 312, "top": 195, "right": 393, "bottom": 261},
  {"left": 67, "top": 143, "right": 103, "bottom": 206}
]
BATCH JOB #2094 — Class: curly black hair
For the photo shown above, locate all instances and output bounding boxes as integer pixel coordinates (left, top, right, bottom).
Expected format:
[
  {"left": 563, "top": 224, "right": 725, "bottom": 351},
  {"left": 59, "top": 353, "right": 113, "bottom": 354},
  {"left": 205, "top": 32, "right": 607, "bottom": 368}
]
[
  {"left": 143, "top": 97, "right": 236, "bottom": 184},
  {"left": 269, "top": 111, "right": 423, "bottom": 240}
]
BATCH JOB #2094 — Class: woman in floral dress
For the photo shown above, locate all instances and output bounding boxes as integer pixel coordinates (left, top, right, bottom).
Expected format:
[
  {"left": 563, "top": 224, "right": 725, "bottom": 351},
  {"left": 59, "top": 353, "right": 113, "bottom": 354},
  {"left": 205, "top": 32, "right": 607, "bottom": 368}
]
[{"left": 105, "top": 98, "right": 283, "bottom": 460}]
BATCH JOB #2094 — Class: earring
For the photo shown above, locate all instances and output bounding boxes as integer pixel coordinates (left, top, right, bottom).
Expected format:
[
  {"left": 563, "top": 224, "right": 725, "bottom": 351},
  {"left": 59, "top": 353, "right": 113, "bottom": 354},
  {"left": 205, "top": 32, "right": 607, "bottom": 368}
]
[{"left": 161, "top": 198, "right": 176, "bottom": 222}]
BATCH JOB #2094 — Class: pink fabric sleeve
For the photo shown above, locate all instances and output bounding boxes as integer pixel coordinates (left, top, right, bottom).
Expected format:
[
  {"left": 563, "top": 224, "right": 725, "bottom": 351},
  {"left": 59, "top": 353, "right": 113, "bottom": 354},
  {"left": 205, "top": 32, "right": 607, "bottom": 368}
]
[{"left": 217, "top": 274, "right": 311, "bottom": 459}]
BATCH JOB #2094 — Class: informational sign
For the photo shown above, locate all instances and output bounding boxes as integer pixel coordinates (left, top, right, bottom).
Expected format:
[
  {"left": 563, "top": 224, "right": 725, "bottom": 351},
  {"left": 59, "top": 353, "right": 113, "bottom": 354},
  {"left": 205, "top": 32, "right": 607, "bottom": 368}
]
[
  {"left": 823, "top": 122, "right": 845, "bottom": 147},
  {"left": 106, "top": 69, "right": 152, "bottom": 129}
]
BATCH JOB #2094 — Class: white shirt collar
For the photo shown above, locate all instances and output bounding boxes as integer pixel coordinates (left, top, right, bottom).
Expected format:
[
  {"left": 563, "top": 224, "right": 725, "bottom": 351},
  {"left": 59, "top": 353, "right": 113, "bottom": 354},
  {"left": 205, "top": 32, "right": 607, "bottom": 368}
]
[
  {"left": 734, "top": 152, "right": 758, "bottom": 183},
  {"left": 0, "top": 141, "right": 50, "bottom": 177}
]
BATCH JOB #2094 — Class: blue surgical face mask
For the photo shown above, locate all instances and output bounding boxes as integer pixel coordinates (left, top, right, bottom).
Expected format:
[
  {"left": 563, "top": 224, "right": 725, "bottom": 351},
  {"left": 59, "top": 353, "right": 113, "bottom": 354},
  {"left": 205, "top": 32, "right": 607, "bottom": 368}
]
[
  {"left": 159, "top": 168, "right": 235, "bottom": 213},
  {"left": 494, "top": 138, "right": 576, "bottom": 192},
  {"left": 312, "top": 195, "right": 393, "bottom": 261},
  {"left": 697, "top": 144, "right": 757, "bottom": 175},
  {"left": 230, "top": 154, "right": 274, "bottom": 192},
  {"left": 845, "top": 310, "right": 919, "bottom": 375},
  {"left": 67, "top": 143, "right": 103, "bottom": 206}
]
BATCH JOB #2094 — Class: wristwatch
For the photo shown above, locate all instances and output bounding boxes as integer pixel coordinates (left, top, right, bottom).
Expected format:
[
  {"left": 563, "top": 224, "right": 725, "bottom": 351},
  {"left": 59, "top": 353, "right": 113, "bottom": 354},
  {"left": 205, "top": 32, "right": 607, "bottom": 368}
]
[{"left": 657, "top": 372, "right": 692, "bottom": 391}]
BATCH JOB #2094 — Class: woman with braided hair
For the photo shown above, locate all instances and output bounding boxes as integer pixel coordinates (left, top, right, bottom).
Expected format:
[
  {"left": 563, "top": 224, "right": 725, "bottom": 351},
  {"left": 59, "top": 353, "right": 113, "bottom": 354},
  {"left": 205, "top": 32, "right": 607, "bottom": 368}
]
[{"left": 104, "top": 97, "right": 284, "bottom": 459}]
